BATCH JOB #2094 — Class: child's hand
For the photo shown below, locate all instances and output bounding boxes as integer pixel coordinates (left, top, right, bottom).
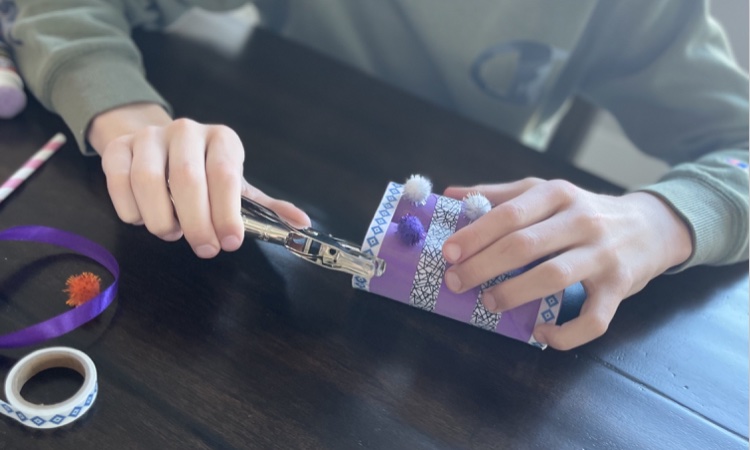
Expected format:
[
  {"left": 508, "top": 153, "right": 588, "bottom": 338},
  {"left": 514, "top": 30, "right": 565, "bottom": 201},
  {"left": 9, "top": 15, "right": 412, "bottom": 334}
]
[
  {"left": 441, "top": 178, "right": 692, "bottom": 350},
  {"left": 89, "top": 103, "right": 310, "bottom": 258}
]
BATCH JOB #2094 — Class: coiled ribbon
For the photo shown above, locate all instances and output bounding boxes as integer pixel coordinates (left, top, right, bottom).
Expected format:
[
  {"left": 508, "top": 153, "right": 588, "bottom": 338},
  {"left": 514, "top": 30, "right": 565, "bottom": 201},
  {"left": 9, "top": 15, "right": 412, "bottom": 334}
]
[{"left": 0, "top": 225, "right": 119, "bottom": 348}]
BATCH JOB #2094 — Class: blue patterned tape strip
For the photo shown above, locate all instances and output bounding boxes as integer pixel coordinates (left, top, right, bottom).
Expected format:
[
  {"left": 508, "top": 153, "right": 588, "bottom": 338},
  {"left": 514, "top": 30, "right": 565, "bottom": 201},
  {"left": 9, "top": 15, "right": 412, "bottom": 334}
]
[
  {"left": 527, "top": 291, "right": 564, "bottom": 348},
  {"left": 353, "top": 182, "right": 404, "bottom": 291}
]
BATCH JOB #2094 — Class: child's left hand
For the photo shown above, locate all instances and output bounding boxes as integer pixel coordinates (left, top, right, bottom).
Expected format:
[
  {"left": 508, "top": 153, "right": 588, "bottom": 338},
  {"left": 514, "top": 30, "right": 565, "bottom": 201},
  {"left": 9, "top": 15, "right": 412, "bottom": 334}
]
[{"left": 441, "top": 178, "right": 693, "bottom": 350}]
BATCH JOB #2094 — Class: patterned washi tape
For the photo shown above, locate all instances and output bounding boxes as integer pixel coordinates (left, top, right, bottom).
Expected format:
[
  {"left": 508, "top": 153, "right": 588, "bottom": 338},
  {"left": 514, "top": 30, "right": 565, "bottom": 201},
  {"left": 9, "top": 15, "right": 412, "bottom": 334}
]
[
  {"left": 471, "top": 274, "right": 511, "bottom": 331},
  {"left": 408, "top": 195, "right": 462, "bottom": 311},
  {"left": 353, "top": 182, "right": 404, "bottom": 291},
  {"left": 1, "top": 347, "right": 98, "bottom": 429},
  {"left": 528, "top": 291, "right": 564, "bottom": 348}
]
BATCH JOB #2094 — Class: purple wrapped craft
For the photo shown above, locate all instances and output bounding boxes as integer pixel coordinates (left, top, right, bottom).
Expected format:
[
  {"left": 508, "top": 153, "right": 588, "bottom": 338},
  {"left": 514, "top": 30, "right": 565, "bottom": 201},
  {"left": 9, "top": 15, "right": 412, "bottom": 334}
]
[{"left": 353, "top": 182, "right": 585, "bottom": 348}]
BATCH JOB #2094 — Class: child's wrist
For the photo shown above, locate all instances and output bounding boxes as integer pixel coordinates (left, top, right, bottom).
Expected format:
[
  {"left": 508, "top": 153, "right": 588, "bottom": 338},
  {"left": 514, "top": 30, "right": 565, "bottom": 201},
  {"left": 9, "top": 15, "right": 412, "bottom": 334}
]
[
  {"left": 87, "top": 102, "right": 172, "bottom": 154},
  {"left": 625, "top": 192, "right": 693, "bottom": 271}
]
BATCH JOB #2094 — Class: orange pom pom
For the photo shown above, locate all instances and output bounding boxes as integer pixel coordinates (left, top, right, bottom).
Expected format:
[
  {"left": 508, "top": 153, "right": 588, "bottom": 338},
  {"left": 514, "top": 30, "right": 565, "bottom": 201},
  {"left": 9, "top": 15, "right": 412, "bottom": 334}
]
[{"left": 64, "top": 272, "right": 102, "bottom": 307}]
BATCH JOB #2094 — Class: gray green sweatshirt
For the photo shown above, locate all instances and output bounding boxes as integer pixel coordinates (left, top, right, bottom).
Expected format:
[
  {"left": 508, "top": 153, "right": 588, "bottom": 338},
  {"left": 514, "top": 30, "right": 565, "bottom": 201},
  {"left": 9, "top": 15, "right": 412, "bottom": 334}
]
[{"left": 8, "top": 0, "right": 749, "bottom": 271}]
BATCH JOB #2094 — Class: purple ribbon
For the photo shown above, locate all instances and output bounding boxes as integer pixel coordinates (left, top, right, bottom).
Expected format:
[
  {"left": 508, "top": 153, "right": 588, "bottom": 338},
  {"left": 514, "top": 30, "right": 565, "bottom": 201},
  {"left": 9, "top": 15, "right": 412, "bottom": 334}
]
[{"left": 0, "top": 226, "right": 119, "bottom": 348}]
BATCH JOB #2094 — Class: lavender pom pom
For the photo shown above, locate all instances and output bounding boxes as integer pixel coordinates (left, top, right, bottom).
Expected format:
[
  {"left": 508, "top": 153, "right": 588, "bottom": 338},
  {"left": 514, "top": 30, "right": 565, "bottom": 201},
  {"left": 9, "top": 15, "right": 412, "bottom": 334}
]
[
  {"left": 397, "top": 214, "right": 425, "bottom": 246},
  {"left": 403, "top": 174, "right": 432, "bottom": 205},
  {"left": 463, "top": 192, "right": 491, "bottom": 221}
]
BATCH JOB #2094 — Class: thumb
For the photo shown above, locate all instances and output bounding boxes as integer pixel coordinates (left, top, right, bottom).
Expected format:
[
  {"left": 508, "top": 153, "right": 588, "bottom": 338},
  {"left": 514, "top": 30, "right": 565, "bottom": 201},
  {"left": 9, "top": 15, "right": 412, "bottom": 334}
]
[{"left": 242, "top": 180, "right": 312, "bottom": 229}]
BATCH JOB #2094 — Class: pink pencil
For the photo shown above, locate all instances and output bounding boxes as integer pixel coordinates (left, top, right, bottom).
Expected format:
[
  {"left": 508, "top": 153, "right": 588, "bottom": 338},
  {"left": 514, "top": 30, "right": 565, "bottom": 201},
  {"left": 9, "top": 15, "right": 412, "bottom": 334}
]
[{"left": 0, "top": 133, "right": 66, "bottom": 205}]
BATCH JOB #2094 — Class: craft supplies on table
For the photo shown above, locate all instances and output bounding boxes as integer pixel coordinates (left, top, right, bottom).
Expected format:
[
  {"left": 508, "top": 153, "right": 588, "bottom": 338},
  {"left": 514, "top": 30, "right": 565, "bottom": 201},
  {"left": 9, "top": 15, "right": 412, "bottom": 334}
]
[{"left": 1, "top": 226, "right": 119, "bottom": 428}]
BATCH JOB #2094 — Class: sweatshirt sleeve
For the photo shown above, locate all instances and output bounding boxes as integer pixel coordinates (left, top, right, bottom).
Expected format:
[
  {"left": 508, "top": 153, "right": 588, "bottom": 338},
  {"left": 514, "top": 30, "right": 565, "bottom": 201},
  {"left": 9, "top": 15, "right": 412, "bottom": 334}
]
[
  {"left": 11, "top": 0, "right": 173, "bottom": 154},
  {"left": 578, "top": 0, "right": 748, "bottom": 271}
]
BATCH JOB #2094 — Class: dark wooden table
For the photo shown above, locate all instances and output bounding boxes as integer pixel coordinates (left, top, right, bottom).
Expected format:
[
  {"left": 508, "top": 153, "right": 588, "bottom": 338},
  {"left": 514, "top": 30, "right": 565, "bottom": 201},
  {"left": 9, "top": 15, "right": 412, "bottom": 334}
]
[{"left": 0, "top": 28, "right": 747, "bottom": 449}]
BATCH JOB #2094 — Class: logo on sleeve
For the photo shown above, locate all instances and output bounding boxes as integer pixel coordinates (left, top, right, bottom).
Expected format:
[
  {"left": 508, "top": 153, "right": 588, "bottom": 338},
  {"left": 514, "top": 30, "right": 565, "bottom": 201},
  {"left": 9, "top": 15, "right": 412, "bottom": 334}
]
[{"left": 725, "top": 158, "right": 748, "bottom": 171}]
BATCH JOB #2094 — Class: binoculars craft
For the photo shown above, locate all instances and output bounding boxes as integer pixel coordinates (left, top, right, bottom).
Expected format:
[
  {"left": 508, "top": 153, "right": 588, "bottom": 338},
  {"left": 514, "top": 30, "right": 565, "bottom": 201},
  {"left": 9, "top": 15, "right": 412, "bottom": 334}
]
[{"left": 353, "top": 176, "right": 585, "bottom": 348}]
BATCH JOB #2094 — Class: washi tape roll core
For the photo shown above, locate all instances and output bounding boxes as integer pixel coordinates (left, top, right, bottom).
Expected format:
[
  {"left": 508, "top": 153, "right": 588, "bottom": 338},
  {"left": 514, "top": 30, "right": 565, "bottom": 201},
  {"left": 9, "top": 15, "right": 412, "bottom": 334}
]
[{"left": 2, "top": 347, "right": 98, "bottom": 428}]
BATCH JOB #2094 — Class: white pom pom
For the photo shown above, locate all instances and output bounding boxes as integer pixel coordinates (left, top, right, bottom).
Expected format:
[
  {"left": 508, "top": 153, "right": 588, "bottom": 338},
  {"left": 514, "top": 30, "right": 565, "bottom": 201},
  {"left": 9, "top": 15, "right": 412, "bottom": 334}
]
[
  {"left": 463, "top": 192, "right": 491, "bottom": 221},
  {"left": 403, "top": 174, "right": 432, "bottom": 205}
]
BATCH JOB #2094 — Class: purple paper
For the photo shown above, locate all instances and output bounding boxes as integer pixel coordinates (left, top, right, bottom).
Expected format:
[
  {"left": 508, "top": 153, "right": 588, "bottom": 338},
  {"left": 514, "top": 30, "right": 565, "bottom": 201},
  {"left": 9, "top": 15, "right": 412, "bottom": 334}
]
[
  {"left": 0, "top": 226, "right": 119, "bottom": 348},
  {"left": 495, "top": 299, "right": 542, "bottom": 342},
  {"left": 368, "top": 223, "right": 423, "bottom": 304},
  {"left": 433, "top": 273, "right": 480, "bottom": 323}
]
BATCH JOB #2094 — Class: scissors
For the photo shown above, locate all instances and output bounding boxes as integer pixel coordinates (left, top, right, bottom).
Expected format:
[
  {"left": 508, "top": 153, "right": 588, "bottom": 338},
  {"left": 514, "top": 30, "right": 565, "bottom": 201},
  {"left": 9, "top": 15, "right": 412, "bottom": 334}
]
[{"left": 240, "top": 196, "right": 386, "bottom": 279}]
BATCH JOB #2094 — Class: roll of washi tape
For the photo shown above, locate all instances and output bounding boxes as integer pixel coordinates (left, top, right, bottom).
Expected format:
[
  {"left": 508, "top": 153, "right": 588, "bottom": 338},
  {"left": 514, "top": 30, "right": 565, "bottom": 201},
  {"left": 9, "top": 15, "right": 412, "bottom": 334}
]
[{"left": 1, "top": 347, "right": 97, "bottom": 428}]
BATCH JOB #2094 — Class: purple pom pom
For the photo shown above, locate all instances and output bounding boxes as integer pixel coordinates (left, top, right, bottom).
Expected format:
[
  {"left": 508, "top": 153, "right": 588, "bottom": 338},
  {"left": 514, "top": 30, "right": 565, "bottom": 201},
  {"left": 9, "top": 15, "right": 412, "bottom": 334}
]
[{"left": 397, "top": 214, "right": 425, "bottom": 246}]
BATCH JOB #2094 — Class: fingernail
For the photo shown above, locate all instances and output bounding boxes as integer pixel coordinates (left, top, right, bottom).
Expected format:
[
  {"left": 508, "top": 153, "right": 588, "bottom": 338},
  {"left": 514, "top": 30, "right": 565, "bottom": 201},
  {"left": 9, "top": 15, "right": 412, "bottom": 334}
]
[
  {"left": 445, "top": 271, "right": 462, "bottom": 292},
  {"left": 195, "top": 245, "right": 218, "bottom": 259},
  {"left": 443, "top": 243, "right": 461, "bottom": 263},
  {"left": 164, "top": 231, "right": 183, "bottom": 241},
  {"left": 482, "top": 291, "right": 498, "bottom": 312},
  {"left": 221, "top": 236, "right": 241, "bottom": 251}
]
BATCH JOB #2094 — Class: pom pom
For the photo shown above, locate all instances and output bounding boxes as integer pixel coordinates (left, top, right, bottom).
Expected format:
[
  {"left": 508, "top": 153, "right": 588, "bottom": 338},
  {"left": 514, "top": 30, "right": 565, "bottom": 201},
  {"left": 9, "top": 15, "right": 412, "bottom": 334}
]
[
  {"left": 64, "top": 272, "right": 102, "bottom": 307},
  {"left": 403, "top": 174, "right": 432, "bottom": 205},
  {"left": 397, "top": 214, "right": 425, "bottom": 246},
  {"left": 463, "top": 192, "right": 491, "bottom": 221}
]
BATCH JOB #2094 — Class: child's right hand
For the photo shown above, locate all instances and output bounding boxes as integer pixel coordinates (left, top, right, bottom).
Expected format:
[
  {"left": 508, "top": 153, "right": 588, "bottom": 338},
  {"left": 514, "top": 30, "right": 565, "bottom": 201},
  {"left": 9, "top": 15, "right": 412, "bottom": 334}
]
[{"left": 88, "top": 103, "right": 311, "bottom": 258}]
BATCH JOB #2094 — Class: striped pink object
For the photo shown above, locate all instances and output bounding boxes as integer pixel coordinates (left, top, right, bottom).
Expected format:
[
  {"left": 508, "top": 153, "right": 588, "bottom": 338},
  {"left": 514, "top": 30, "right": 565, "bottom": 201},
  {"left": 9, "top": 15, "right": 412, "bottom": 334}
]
[{"left": 0, "top": 133, "right": 66, "bottom": 205}]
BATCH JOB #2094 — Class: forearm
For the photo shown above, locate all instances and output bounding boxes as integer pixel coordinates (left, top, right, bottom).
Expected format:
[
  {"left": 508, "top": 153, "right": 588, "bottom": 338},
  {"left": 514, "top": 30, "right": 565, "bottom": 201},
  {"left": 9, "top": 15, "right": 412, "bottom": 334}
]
[
  {"left": 577, "top": 1, "right": 748, "bottom": 269},
  {"left": 12, "top": 0, "right": 171, "bottom": 153}
]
